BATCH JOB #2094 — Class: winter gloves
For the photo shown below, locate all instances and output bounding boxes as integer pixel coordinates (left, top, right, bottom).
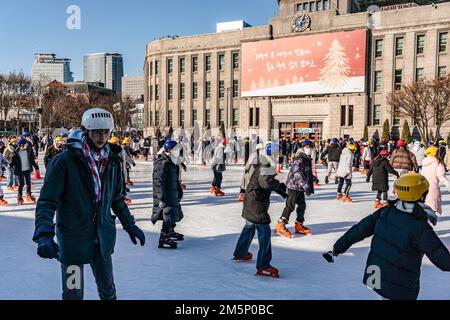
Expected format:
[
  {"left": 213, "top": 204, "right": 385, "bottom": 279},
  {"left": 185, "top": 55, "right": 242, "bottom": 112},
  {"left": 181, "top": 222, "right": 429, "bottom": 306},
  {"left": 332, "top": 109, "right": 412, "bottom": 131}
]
[
  {"left": 37, "top": 237, "right": 60, "bottom": 260},
  {"left": 323, "top": 249, "right": 338, "bottom": 263},
  {"left": 125, "top": 224, "right": 146, "bottom": 246}
]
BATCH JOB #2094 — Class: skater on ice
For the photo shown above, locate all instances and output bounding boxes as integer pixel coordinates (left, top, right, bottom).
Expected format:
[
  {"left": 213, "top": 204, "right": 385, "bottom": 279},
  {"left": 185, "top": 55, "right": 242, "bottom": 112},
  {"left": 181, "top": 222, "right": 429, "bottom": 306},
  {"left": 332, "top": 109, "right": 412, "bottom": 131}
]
[
  {"left": 233, "top": 142, "right": 287, "bottom": 278},
  {"left": 152, "top": 139, "right": 185, "bottom": 249},
  {"left": 33, "top": 108, "right": 145, "bottom": 300},
  {"left": 324, "top": 173, "right": 450, "bottom": 300},
  {"left": 276, "top": 139, "right": 315, "bottom": 238}
]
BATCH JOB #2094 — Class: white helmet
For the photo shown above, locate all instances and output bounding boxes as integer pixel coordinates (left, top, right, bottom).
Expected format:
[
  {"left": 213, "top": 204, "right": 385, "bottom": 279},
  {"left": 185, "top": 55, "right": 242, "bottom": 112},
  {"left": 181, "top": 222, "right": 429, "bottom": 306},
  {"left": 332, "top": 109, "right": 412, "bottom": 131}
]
[{"left": 81, "top": 108, "right": 114, "bottom": 130}]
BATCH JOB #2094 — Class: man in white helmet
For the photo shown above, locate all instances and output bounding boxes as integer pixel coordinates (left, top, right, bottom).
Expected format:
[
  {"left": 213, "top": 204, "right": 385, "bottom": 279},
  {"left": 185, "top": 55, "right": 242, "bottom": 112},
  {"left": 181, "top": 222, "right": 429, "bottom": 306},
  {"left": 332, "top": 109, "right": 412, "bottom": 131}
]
[{"left": 33, "top": 108, "right": 145, "bottom": 300}]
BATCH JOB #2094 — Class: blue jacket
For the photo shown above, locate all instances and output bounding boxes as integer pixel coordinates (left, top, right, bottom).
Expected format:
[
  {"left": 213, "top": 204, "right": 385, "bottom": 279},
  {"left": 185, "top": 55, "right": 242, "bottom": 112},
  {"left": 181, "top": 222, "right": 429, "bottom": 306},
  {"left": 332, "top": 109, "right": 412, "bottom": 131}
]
[
  {"left": 333, "top": 202, "right": 450, "bottom": 300},
  {"left": 33, "top": 132, "right": 136, "bottom": 265}
]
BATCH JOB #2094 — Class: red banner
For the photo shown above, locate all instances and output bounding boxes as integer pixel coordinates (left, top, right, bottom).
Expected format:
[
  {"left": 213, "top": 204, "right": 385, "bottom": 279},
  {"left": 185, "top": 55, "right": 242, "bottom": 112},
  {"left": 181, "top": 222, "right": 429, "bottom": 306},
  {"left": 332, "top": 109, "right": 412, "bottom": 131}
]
[{"left": 241, "top": 29, "right": 367, "bottom": 97}]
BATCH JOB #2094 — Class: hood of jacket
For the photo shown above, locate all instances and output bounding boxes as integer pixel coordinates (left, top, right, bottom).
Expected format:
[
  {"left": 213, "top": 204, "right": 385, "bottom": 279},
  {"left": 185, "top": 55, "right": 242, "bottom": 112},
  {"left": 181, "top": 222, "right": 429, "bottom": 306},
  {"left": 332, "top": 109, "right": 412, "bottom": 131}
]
[{"left": 395, "top": 200, "right": 439, "bottom": 226}]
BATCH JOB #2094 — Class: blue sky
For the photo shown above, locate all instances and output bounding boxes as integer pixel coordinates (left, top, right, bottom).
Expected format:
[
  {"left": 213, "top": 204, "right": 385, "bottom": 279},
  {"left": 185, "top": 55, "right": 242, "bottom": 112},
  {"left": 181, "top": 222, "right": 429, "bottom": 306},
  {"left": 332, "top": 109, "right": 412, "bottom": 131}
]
[{"left": 0, "top": 0, "right": 278, "bottom": 80}]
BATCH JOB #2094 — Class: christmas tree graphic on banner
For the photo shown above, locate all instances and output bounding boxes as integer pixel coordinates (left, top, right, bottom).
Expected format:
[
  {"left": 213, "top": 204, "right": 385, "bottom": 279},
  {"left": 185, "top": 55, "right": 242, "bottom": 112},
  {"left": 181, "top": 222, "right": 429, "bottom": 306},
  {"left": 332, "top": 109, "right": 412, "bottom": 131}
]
[{"left": 319, "top": 38, "right": 351, "bottom": 89}]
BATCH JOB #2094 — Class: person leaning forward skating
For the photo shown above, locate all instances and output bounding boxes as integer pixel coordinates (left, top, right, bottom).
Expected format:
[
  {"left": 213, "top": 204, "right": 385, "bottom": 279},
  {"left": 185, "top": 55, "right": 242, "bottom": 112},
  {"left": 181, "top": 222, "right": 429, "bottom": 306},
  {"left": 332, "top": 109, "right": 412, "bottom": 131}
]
[
  {"left": 324, "top": 173, "right": 450, "bottom": 300},
  {"left": 233, "top": 142, "right": 288, "bottom": 278},
  {"left": 33, "top": 108, "right": 145, "bottom": 300}
]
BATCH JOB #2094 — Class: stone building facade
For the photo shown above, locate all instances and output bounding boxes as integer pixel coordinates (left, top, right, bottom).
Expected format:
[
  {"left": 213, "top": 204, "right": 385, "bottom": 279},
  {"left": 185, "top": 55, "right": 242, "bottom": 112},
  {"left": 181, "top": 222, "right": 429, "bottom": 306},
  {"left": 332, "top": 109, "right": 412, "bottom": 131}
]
[{"left": 144, "top": 0, "right": 450, "bottom": 141}]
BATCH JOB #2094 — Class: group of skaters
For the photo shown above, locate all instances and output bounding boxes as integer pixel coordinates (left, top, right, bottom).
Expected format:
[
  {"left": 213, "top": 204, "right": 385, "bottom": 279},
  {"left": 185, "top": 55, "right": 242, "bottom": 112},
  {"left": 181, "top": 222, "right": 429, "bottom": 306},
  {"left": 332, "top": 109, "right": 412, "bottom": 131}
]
[
  {"left": 0, "top": 132, "right": 42, "bottom": 206},
  {"left": 232, "top": 135, "right": 450, "bottom": 299},
  {"left": 0, "top": 108, "right": 448, "bottom": 300}
]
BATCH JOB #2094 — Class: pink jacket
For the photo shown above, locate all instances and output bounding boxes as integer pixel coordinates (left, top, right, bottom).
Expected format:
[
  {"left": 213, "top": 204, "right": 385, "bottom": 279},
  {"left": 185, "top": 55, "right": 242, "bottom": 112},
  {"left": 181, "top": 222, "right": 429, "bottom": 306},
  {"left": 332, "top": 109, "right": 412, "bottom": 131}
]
[{"left": 421, "top": 156, "right": 449, "bottom": 214}]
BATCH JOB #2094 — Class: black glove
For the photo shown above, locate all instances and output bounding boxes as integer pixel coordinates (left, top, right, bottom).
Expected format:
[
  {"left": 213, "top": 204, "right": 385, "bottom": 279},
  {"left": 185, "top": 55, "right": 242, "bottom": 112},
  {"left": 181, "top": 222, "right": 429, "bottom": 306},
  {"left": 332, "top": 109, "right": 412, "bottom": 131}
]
[
  {"left": 322, "top": 249, "right": 338, "bottom": 263},
  {"left": 181, "top": 163, "right": 187, "bottom": 172},
  {"left": 125, "top": 224, "right": 145, "bottom": 246},
  {"left": 132, "top": 163, "right": 136, "bottom": 167},
  {"left": 37, "top": 237, "right": 60, "bottom": 260},
  {"left": 365, "top": 178, "right": 370, "bottom": 183},
  {"left": 305, "top": 190, "right": 312, "bottom": 197}
]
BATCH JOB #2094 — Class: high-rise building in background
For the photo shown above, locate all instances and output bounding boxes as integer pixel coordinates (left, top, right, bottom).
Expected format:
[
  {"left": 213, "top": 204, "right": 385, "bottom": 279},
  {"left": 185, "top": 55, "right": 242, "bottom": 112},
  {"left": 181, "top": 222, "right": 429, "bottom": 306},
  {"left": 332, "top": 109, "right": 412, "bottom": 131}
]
[
  {"left": 122, "top": 75, "right": 144, "bottom": 101},
  {"left": 31, "top": 53, "right": 74, "bottom": 84},
  {"left": 83, "top": 53, "right": 124, "bottom": 95}
]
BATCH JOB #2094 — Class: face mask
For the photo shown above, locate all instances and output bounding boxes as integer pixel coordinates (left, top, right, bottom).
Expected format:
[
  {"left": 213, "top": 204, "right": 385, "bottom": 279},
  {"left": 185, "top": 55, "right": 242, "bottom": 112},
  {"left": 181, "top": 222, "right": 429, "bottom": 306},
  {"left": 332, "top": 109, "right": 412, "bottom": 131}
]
[{"left": 303, "top": 148, "right": 313, "bottom": 156}]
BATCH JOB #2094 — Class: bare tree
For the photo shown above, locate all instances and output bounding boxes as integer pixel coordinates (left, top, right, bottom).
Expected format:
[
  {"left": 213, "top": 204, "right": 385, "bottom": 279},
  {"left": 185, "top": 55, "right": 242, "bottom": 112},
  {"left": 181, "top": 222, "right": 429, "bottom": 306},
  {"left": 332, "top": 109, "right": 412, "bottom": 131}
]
[
  {"left": 387, "top": 79, "right": 432, "bottom": 142},
  {"left": 114, "top": 96, "right": 133, "bottom": 133},
  {"left": 430, "top": 74, "right": 450, "bottom": 138}
]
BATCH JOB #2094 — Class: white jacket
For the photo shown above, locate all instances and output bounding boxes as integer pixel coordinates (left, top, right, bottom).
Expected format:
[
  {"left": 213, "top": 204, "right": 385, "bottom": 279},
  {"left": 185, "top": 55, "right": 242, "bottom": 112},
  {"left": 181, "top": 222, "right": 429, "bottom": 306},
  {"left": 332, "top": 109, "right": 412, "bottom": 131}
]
[
  {"left": 362, "top": 147, "right": 372, "bottom": 161},
  {"left": 336, "top": 147, "right": 354, "bottom": 179}
]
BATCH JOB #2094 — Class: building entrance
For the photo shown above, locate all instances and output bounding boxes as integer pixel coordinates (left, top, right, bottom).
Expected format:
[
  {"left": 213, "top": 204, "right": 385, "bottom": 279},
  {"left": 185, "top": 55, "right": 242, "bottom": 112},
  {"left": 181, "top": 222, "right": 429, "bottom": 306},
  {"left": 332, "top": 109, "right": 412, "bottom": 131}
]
[{"left": 279, "top": 122, "right": 323, "bottom": 142}]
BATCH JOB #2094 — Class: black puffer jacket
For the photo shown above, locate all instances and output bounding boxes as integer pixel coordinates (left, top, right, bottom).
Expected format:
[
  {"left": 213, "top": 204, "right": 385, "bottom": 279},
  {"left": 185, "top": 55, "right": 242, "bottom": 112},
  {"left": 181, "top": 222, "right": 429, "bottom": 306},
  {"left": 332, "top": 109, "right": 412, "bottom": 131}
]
[
  {"left": 321, "top": 144, "right": 342, "bottom": 162},
  {"left": 11, "top": 147, "right": 39, "bottom": 175},
  {"left": 333, "top": 202, "right": 450, "bottom": 300},
  {"left": 242, "top": 164, "right": 286, "bottom": 225},
  {"left": 33, "top": 136, "right": 136, "bottom": 266},
  {"left": 366, "top": 156, "right": 399, "bottom": 192},
  {"left": 152, "top": 152, "right": 183, "bottom": 223}
]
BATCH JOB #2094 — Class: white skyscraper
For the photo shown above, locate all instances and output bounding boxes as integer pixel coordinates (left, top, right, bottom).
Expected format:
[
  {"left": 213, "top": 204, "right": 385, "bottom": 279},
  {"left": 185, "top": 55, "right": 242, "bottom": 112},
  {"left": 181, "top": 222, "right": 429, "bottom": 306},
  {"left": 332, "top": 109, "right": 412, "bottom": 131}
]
[
  {"left": 83, "top": 53, "right": 124, "bottom": 95},
  {"left": 31, "top": 53, "right": 74, "bottom": 84}
]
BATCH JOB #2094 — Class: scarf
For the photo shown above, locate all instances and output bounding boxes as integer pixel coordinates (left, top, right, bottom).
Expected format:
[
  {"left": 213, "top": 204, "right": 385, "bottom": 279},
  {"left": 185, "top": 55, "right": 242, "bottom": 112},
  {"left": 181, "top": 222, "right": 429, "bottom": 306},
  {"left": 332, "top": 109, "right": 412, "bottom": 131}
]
[{"left": 82, "top": 137, "right": 110, "bottom": 202}]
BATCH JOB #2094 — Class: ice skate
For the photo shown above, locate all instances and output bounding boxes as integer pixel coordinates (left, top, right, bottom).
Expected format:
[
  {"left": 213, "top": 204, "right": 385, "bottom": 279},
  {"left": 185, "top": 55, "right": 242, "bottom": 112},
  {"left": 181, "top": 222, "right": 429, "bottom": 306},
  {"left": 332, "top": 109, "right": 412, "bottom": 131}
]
[
  {"left": 295, "top": 222, "right": 312, "bottom": 235},
  {"left": 374, "top": 200, "right": 381, "bottom": 208},
  {"left": 0, "top": 198, "right": 8, "bottom": 207},
  {"left": 25, "top": 194, "right": 36, "bottom": 204},
  {"left": 233, "top": 252, "right": 253, "bottom": 261},
  {"left": 210, "top": 186, "right": 216, "bottom": 194},
  {"left": 6, "top": 186, "right": 15, "bottom": 191},
  {"left": 17, "top": 197, "right": 24, "bottom": 206},
  {"left": 256, "top": 266, "right": 279, "bottom": 278},
  {"left": 376, "top": 201, "right": 388, "bottom": 209},
  {"left": 337, "top": 193, "right": 343, "bottom": 200},
  {"left": 214, "top": 188, "right": 225, "bottom": 196},
  {"left": 158, "top": 234, "right": 178, "bottom": 249},
  {"left": 168, "top": 231, "right": 184, "bottom": 241},
  {"left": 343, "top": 195, "right": 353, "bottom": 203},
  {"left": 275, "top": 220, "right": 292, "bottom": 238}
]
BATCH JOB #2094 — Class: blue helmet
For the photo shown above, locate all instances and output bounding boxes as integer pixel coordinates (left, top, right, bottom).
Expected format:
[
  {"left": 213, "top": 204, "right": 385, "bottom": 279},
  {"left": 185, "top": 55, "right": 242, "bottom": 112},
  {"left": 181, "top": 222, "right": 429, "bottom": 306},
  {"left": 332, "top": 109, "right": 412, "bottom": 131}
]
[
  {"left": 331, "top": 138, "right": 338, "bottom": 143},
  {"left": 164, "top": 139, "right": 177, "bottom": 151},
  {"left": 18, "top": 138, "right": 28, "bottom": 146},
  {"left": 22, "top": 131, "right": 31, "bottom": 137},
  {"left": 59, "top": 132, "right": 68, "bottom": 138},
  {"left": 301, "top": 140, "right": 314, "bottom": 148}
]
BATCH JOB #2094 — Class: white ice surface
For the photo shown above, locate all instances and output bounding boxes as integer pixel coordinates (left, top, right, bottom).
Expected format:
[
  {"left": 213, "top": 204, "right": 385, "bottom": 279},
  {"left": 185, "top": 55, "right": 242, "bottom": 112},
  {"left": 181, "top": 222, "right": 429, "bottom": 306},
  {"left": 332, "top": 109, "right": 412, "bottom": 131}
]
[{"left": 0, "top": 156, "right": 449, "bottom": 300}]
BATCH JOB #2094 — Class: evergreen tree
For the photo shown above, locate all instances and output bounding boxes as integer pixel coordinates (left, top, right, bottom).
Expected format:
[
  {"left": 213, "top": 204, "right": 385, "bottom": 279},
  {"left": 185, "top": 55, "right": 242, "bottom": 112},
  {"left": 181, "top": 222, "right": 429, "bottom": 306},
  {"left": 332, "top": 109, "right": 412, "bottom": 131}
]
[
  {"left": 363, "top": 125, "right": 369, "bottom": 141},
  {"left": 401, "top": 120, "right": 411, "bottom": 143},
  {"left": 382, "top": 119, "right": 390, "bottom": 140}
]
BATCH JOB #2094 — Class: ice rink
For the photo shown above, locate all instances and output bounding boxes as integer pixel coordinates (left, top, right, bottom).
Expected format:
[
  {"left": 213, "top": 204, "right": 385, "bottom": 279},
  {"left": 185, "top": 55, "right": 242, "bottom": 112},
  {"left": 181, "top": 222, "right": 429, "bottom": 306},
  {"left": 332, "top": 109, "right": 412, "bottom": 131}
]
[{"left": 0, "top": 156, "right": 449, "bottom": 300}]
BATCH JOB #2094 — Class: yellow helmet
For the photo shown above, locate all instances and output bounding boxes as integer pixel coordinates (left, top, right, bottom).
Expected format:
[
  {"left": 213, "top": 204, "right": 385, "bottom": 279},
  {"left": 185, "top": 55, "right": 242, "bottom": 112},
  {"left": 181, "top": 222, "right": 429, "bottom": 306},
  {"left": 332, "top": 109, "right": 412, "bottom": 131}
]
[
  {"left": 54, "top": 137, "right": 65, "bottom": 144},
  {"left": 425, "top": 146, "right": 438, "bottom": 157},
  {"left": 394, "top": 173, "right": 429, "bottom": 202},
  {"left": 347, "top": 144, "right": 357, "bottom": 152},
  {"left": 108, "top": 137, "right": 120, "bottom": 144},
  {"left": 122, "top": 138, "right": 131, "bottom": 145},
  {"left": 9, "top": 138, "right": 18, "bottom": 144},
  {"left": 438, "top": 139, "right": 446, "bottom": 145}
]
